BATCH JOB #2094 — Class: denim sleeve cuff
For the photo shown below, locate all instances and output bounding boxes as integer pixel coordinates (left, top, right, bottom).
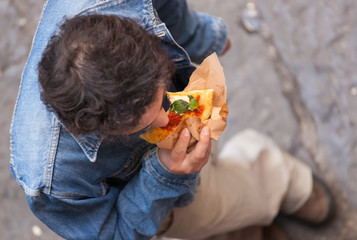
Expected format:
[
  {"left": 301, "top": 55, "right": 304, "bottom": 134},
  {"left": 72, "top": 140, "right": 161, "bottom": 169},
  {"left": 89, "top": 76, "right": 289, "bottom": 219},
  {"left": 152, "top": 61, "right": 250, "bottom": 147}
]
[
  {"left": 202, "top": 12, "right": 228, "bottom": 56},
  {"left": 143, "top": 148, "right": 199, "bottom": 185},
  {"left": 194, "top": 12, "right": 228, "bottom": 62}
]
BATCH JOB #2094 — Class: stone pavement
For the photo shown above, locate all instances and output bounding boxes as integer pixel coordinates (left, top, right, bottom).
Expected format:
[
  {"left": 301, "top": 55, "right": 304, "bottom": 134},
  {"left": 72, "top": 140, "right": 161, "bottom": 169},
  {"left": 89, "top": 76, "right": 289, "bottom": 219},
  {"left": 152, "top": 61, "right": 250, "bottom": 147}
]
[{"left": 1, "top": 0, "right": 357, "bottom": 239}]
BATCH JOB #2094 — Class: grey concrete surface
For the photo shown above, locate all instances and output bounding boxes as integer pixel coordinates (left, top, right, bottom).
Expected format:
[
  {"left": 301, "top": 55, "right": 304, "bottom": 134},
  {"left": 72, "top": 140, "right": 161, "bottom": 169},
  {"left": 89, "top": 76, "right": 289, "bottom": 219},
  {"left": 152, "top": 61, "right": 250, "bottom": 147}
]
[
  {"left": 1, "top": 0, "right": 62, "bottom": 239},
  {"left": 1, "top": 0, "right": 357, "bottom": 239}
]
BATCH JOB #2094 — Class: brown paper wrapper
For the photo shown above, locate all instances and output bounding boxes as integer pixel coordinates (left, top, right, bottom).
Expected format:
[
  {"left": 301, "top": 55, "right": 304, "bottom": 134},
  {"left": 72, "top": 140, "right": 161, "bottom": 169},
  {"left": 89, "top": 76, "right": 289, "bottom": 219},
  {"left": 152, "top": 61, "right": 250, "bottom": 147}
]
[{"left": 155, "top": 53, "right": 228, "bottom": 149}]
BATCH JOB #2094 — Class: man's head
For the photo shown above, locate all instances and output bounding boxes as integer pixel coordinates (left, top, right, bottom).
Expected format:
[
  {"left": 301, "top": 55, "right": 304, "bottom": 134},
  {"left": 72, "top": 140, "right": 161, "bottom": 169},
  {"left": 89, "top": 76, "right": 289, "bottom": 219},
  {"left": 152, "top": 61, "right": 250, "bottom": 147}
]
[{"left": 38, "top": 14, "right": 174, "bottom": 137}]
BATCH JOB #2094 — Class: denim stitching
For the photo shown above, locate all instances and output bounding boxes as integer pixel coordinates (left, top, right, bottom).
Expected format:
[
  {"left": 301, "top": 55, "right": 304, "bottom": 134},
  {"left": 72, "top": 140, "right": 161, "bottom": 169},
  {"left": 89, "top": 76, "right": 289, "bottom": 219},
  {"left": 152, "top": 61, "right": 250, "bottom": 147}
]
[
  {"left": 9, "top": 79, "right": 21, "bottom": 184},
  {"left": 144, "top": 0, "right": 156, "bottom": 27},
  {"left": 44, "top": 117, "right": 61, "bottom": 194},
  {"left": 73, "top": 133, "right": 103, "bottom": 162}
]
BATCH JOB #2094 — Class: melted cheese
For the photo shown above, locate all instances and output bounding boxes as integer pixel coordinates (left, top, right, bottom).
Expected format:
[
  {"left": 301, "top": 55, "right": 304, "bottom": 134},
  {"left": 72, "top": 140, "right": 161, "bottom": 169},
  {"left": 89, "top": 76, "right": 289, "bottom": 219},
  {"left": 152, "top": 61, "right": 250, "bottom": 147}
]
[{"left": 169, "top": 95, "right": 190, "bottom": 104}]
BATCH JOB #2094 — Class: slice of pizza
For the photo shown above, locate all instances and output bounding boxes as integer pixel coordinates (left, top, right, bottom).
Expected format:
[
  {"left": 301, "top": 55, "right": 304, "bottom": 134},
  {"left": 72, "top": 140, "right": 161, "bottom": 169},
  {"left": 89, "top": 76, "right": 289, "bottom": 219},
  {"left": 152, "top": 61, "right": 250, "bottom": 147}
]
[{"left": 140, "top": 89, "right": 214, "bottom": 144}]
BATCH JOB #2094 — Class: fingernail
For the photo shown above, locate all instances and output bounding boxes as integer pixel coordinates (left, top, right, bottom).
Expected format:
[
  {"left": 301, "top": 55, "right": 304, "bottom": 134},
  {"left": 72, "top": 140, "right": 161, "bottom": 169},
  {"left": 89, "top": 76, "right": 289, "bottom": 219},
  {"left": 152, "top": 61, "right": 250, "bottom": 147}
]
[
  {"left": 202, "top": 127, "right": 209, "bottom": 136},
  {"left": 184, "top": 128, "right": 190, "bottom": 136}
]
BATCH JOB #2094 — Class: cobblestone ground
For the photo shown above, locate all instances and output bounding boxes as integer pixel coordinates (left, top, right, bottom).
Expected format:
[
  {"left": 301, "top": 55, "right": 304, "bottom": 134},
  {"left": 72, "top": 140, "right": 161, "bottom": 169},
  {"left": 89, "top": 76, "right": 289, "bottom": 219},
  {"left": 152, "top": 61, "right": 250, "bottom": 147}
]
[{"left": 1, "top": 0, "right": 357, "bottom": 239}]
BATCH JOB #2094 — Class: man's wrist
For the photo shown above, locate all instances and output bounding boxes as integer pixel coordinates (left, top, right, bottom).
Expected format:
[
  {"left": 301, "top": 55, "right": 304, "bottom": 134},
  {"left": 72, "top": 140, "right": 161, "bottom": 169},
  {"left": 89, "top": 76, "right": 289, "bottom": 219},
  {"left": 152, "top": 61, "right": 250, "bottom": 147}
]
[{"left": 143, "top": 148, "right": 199, "bottom": 185}]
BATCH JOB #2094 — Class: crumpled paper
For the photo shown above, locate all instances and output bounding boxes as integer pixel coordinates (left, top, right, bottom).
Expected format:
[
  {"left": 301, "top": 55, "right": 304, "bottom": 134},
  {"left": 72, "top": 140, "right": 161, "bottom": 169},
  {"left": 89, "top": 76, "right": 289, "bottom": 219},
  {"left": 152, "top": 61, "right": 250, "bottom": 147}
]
[{"left": 156, "top": 53, "right": 228, "bottom": 149}]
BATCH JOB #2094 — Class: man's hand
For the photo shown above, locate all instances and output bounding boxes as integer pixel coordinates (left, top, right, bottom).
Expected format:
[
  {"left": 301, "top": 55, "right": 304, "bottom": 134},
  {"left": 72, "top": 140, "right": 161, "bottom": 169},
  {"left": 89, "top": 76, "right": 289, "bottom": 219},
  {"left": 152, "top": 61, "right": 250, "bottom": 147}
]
[{"left": 158, "top": 126, "right": 211, "bottom": 174}]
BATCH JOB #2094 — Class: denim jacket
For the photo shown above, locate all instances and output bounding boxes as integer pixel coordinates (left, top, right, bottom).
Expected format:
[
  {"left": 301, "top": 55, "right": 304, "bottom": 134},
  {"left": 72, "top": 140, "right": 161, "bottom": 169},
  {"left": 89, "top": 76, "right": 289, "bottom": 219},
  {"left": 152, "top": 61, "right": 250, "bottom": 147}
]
[{"left": 10, "top": 0, "right": 227, "bottom": 239}]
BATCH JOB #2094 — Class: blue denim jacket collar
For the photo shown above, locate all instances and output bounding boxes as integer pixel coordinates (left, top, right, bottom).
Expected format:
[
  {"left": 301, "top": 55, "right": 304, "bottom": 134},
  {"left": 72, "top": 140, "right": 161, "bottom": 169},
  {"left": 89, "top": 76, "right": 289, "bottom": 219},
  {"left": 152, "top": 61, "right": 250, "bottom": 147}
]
[
  {"left": 74, "top": 132, "right": 103, "bottom": 162},
  {"left": 72, "top": 124, "right": 152, "bottom": 162},
  {"left": 50, "top": 110, "right": 103, "bottom": 162}
]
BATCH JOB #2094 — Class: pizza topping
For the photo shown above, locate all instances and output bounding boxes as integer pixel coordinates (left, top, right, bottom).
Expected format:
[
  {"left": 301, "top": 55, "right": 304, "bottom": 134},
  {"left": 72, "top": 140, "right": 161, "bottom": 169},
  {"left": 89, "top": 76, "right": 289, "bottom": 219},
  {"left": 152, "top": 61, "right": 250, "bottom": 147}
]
[
  {"left": 169, "top": 95, "right": 199, "bottom": 114},
  {"left": 165, "top": 112, "right": 183, "bottom": 131},
  {"left": 139, "top": 89, "right": 213, "bottom": 144},
  {"left": 164, "top": 95, "right": 202, "bottom": 131},
  {"left": 170, "top": 99, "right": 189, "bottom": 114},
  {"left": 187, "top": 95, "right": 198, "bottom": 111},
  {"left": 169, "top": 95, "right": 190, "bottom": 104}
]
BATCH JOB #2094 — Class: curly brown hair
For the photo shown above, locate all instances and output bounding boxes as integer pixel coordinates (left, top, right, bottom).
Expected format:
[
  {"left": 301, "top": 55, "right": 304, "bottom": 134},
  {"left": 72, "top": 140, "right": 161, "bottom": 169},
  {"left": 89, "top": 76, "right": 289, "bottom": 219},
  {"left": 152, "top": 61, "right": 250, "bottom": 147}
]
[{"left": 38, "top": 14, "right": 174, "bottom": 137}]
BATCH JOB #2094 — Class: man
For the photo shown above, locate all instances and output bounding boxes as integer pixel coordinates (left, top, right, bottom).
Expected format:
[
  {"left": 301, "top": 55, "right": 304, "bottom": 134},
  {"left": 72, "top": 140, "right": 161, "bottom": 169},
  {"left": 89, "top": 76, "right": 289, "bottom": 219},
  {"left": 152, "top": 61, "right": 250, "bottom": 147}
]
[{"left": 10, "top": 0, "right": 333, "bottom": 239}]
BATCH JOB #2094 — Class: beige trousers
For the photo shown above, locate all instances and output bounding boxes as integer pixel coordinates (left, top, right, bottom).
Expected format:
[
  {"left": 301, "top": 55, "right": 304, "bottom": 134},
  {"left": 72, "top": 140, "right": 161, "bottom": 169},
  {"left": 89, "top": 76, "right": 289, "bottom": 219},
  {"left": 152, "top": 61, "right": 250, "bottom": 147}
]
[{"left": 160, "top": 129, "right": 313, "bottom": 240}]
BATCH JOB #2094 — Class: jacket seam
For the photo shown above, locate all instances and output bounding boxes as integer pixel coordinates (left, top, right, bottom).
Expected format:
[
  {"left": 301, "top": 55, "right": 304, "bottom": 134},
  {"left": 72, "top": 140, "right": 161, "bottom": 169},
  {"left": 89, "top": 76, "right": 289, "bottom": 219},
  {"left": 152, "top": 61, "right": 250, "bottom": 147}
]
[
  {"left": 144, "top": 0, "right": 156, "bottom": 27},
  {"left": 44, "top": 117, "right": 61, "bottom": 194}
]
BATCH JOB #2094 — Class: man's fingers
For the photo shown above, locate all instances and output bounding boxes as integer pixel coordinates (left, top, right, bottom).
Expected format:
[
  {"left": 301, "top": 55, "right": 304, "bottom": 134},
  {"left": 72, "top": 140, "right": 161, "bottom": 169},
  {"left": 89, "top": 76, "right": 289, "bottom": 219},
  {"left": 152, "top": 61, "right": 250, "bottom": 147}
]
[
  {"left": 159, "top": 127, "right": 210, "bottom": 174},
  {"left": 190, "top": 126, "right": 211, "bottom": 164},
  {"left": 171, "top": 128, "right": 191, "bottom": 161}
]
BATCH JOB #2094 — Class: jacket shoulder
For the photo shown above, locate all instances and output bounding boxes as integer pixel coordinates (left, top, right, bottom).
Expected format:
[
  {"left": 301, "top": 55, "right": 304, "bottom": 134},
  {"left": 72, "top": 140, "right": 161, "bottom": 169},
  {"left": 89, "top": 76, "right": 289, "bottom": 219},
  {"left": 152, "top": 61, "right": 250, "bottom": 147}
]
[{"left": 10, "top": 83, "right": 60, "bottom": 196}]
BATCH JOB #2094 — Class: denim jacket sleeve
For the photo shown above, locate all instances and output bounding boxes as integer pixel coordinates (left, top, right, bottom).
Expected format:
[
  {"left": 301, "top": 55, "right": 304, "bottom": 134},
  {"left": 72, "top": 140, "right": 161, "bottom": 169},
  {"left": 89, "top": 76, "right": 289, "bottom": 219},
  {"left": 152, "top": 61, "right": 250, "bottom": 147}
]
[
  {"left": 25, "top": 148, "right": 199, "bottom": 240},
  {"left": 153, "top": 0, "right": 228, "bottom": 63}
]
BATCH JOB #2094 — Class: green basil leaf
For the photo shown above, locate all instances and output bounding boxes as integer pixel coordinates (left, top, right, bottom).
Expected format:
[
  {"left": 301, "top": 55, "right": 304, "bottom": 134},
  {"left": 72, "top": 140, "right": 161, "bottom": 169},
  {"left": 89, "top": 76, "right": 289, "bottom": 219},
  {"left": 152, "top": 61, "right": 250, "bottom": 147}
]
[
  {"left": 188, "top": 95, "right": 198, "bottom": 111},
  {"left": 170, "top": 100, "right": 189, "bottom": 114}
]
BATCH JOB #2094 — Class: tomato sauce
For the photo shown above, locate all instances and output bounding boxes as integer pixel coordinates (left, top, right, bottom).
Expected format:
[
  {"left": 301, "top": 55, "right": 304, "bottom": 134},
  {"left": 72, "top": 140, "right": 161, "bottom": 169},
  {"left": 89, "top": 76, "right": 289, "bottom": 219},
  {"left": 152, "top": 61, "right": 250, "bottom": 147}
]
[
  {"left": 194, "top": 105, "right": 205, "bottom": 116},
  {"left": 164, "top": 96, "right": 205, "bottom": 131}
]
